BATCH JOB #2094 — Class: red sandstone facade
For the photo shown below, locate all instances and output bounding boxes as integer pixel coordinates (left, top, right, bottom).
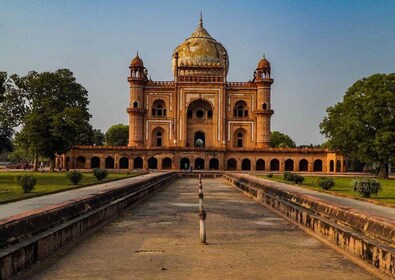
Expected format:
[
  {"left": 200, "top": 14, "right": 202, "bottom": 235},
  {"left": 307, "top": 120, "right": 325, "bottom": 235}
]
[{"left": 62, "top": 17, "right": 345, "bottom": 173}]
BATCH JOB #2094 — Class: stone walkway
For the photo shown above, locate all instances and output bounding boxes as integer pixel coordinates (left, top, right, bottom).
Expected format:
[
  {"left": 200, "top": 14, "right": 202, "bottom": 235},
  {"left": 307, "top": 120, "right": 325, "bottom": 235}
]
[
  {"left": 0, "top": 172, "right": 167, "bottom": 221},
  {"left": 240, "top": 174, "right": 395, "bottom": 223},
  {"left": 30, "top": 178, "right": 375, "bottom": 280}
]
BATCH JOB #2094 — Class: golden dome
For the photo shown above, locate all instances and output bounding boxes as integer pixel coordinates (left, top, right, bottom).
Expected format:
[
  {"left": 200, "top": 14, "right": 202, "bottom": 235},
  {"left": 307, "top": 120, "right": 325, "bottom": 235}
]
[
  {"left": 172, "top": 15, "right": 229, "bottom": 75},
  {"left": 130, "top": 53, "right": 144, "bottom": 67}
]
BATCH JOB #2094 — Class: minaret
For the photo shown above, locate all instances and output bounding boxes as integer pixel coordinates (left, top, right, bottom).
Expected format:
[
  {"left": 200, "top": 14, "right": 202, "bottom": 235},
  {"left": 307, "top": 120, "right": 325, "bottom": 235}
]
[
  {"left": 254, "top": 55, "right": 274, "bottom": 148},
  {"left": 127, "top": 52, "right": 147, "bottom": 147}
]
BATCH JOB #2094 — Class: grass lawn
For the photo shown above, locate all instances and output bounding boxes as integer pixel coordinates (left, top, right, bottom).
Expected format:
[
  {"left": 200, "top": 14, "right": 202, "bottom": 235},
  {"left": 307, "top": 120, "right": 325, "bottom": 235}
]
[
  {"left": 260, "top": 175, "right": 395, "bottom": 206},
  {"left": 0, "top": 171, "right": 138, "bottom": 203}
]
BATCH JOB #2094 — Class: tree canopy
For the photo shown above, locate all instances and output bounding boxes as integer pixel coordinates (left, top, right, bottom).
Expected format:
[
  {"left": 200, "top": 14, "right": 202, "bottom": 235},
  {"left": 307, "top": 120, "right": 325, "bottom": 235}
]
[
  {"left": 105, "top": 124, "right": 129, "bottom": 146},
  {"left": 0, "top": 69, "right": 92, "bottom": 168},
  {"left": 320, "top": 73, "right": 395, "bottom": 178},
  {"left": 270, "top": 131, "right": 296, "bottom": 148},
  {"left": 0, "top": 72, "right": 14, "bottom": 153}
]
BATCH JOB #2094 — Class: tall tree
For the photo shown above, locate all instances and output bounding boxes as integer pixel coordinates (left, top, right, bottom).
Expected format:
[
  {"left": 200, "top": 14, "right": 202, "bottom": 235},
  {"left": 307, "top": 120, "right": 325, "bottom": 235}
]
[
  {"left": 270, "top": 131, "right": 296, "bottom": 148},
  {"left": 0, "top": 72, "right": 13, "bottom": 153},
  {"left": 105, "top": 124, "right": 129, "bottom": 146},
  {"left": 320, "top": 73, "right": 395, "bottom": 178},
  {"left": 92, "top": 129, "right": 105, "bottom": 145},
  {"left": 3, "top": 69, "right": 91, "bottom": 170}
]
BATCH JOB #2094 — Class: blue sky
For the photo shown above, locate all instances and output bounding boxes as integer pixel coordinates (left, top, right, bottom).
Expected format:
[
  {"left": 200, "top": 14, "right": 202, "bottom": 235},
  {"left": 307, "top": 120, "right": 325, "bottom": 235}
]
[{"left": 1, "top": 0, "right": 394, "bottom": 145}]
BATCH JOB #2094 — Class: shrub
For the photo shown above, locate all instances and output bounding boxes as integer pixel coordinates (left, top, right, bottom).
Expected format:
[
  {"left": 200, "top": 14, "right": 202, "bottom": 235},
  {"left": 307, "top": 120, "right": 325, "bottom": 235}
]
[
  {"left": 266, "top": 173, "right": 273, "bottom": 178},
  {"left": 292, "top": 174, "right": 305, "bottom": 184},
  {"left": 93, "top": 168, "right": 108, "bottom": 181},
  {"left": 351, "top": 178, "right": 381, "bottom": 198},
  {"left": 16, "top": 175, "right": 37, "bottom": 193},
  {"left": 317, "top": 177, "right": 335, "bottom": 190},
  {"left": 66, "top": 170, "right": 83, "bottom": 185},
  {"left": 283, "top": 171, "right": 293, "bottom": 181}
]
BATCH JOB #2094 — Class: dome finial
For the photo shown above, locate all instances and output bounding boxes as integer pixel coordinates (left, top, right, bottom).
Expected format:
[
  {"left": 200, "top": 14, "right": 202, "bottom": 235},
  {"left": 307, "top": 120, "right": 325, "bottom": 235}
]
[
  {"left": 199, "top": 12, "right": 203, "bottom": 27},
  {"left": 263, "top": 53, "right": 265, "bottom": 59},
  {"left": 137, "top": 50, "right": 139, "bottom": 57}
]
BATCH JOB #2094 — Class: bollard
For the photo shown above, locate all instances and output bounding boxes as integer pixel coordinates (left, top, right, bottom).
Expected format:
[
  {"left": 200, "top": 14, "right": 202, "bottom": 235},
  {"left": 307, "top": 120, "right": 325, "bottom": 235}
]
[
  {"left": 198, "top": 174, "right": 207, "bottom": 244},
  {"left": 199, "top": 208, "right": 207, "bottom": 244}
]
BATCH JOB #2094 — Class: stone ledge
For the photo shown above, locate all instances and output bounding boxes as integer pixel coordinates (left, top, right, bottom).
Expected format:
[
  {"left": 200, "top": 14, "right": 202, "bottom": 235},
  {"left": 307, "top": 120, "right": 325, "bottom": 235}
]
[
  {"left": 223, "top": 173, "right": 395, "bottom": 278},
  {"left": 0, "top": 172, "right": 176, "bottom": 279}
]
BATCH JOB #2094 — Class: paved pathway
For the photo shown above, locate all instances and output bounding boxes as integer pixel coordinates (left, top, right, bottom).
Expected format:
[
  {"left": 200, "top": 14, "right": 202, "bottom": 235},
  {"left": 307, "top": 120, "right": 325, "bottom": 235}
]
[
  {"left": 239, "top": 174, "right": 395, "bottom": 223},
  {"left": 0, "top": 172, "right": 167, "bottom": 221},
  {"left": 31, "top": 178, "right": 375, "bottom": 280}
]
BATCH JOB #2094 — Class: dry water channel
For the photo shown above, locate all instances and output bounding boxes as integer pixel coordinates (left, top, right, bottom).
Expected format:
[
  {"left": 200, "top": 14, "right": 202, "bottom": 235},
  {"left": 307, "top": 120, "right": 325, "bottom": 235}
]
[{"left": 30, "top": 178, "right": 376, "bottom": 280}]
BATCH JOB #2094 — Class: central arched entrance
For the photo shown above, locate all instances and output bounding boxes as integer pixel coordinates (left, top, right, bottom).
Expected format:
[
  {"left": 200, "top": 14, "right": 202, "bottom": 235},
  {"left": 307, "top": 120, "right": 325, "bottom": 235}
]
[
  {"left": 194, "top": 131, "right": 205, "bottom": 147},
  {"left": 209, "top": 158, "right": 219, "bottom": 170},
  {"left": 195, "top": 158, "right": 205, "bottom": 170},
  {"left": 180, "top": 158, "right": 190, "bottom": 170}
]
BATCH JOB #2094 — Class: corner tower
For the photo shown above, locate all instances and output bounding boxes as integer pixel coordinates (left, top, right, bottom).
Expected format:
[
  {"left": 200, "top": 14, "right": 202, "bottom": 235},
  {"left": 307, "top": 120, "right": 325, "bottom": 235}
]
[
  {"left": 254, "top": 56, "right": 274, "bottom": 148},
  {"left": 127, "top": 53, "right": 147, "bottom": 147}
]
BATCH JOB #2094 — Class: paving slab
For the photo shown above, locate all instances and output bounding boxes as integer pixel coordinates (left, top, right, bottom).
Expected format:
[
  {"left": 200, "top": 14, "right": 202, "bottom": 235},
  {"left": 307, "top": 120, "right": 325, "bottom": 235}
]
[
  {"left": 0, "top": 172, "right": 167, "bottom": 221},
  {"left": 30, "top": 178, "right": 376, "bottom": 280},
  {"left": 239, "top": 174, "right": 395, "bottom": 223}
]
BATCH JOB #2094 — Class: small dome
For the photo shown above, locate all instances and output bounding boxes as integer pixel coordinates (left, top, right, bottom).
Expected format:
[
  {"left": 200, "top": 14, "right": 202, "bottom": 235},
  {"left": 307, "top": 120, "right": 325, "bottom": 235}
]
[
  {"left": 257, "top": 57, "right": 270, "bottom": 69},
  {"left": 172, "top": 15, "right": 229, "bottom": 75},
  {"left": 130, "top": 53, "right": 144, "bottom": 67}
]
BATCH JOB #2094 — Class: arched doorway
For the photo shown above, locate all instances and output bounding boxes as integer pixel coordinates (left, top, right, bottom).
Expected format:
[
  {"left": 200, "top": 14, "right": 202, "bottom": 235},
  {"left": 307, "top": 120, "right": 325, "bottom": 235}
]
[
  {"left": 162, "top": 157, "right": 172, "bottom": 169},
  {"left": 180, "top": 158, "right": 190, "bottom": 170},
  {"left": 133, "top": 157, "right": 143, "bottom": 169},
  {"left": 76, "top": 156, "right": 86, "bottom": 169},
  {"left": 330, "top": 160, "right": 334, "bottom": 172},
  {"left": 256, "top": 159, "right": 265, "bottom": 171},
  {"left": 234, "top": 128, "right": 247, "bottom": 148},
  {"left": 314, "top": 159, "right": 323, "bottom": 172},
  {"left": 105, "top": 156, "right": 114, "bottom": 169},
  {"left": 148, "top": 157, "right": 158, "bottom": 169},
  {"left": 152, "top": 127, "right": 166, "bottom": 147},
  {"left": 195, "top": 158, "right": 205, "bottom": 170},
  {"left": 91, "top": 156, "right": 100, "bottom": 168},
  {"left": 270, "top": 159, "right": 280, "bottom": 171},
  {"left": 209, "top": 158, "right": 219, "bottom": 170},
  {"left": 299, "top": 159, "right": 308, "bottom": 171},
  {"left": 227, "top": 158, "right": 237, "bottom": 170},
  {"left": 285, "top": 159, "right": 294, "bottom": 171},
  {"left": 336, "top": 160, "right": 341, "bottom": 172},
  {"left": 65, "top": 157, "right": 70, "bottom": 171},
  {"left": 119, "top": 157, "right": 128, "bottom": 169},
  {"left": 242, "top": 159, "right": 251, "bottom": 170},
  {"left": 194, "top": 131, "right": 205, "bottom": 147}
]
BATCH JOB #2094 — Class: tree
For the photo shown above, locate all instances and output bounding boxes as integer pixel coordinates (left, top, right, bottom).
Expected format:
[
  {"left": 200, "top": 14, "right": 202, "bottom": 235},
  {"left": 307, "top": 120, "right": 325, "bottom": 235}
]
[
  {"left": 92, "top": 129, "right": 105, "bottom": 145},
  {"left": 2, "top": 69, "right": 92, "bottom": 171},
  {"left": 270, "top": 131, "right": 296, "bottom": 148},
  {"left": 320, "top": 73, "right": 395, "bottom": 178},
  {"left": 0, "top": 72, "right": 13, "bottom": 153},
  {"left": 105, "top": 124, "right": 129, "bottom": 146}
]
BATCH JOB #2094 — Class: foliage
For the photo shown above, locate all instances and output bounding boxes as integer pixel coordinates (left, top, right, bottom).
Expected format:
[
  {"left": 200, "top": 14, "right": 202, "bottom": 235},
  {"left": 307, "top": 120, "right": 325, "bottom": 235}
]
[
  {"left": 317, "top": 177, "right": 335, "bottom": 190},
  {"left": 0, "top": 72, "right": 13, "bottom": 153},
  {"left": 320, "top": 73, "right": 395, "bottom": 178},
  {"left": 105, "top": 124, "right": 129, "bottom": 146},
  {"left": 270, "top": 131, "right": 296, "bottom": 148},
  {"left": 351, "top": 178, "right": 382, "bottom": 198},
  {"left": 0, "top": 69, "right": 91, "bottom": 169},
  {"left": 92, "top": 129, "right": 105, "bottom": 145},
  {"left": 66, "top": 170, "right": 83, "bottom": 185},
  {"left": 283, "top": 171, "right": 305, "bottom": 184},
  {"left": 93, "top": 168, "right": 109, "bottom": 181},
  {"left": 16, "top": 174, "right": 37, "bottom": 193}
]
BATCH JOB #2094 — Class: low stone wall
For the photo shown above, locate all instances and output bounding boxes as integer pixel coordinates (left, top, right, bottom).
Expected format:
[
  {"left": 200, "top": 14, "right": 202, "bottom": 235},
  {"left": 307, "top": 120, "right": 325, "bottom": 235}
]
[
  {"left": 0, "top": 172, "right": 176, "bottom": 280},
  {"left": 223, "top": 173, "right": 395, "bottom": 278}
]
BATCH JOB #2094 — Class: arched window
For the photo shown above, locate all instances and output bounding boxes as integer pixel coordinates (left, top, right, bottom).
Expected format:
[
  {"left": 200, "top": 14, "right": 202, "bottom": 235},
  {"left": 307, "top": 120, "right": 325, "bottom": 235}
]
[
  {"left": 148, "top": 157, "right": 158, "bottom": 169},
  {"left": 195, "top": 158, "right": 205, "bottom": 170},
  {"left": 162, "top": 157, "right": 172, "bottom": 169},
  {"left": 180, "top": 158, "right": 190, "bottom": 170},
  {"left": 209, "top": 158, "right": 219, "bottom": 170},
  {"left": 196, "top": 109, "right": 204, "bottom": 119},
  {"left": 336, "top": 160, "right": 341, "bottom": 172},
  {"left": 227, "top": 158, "right": 237, "bottom": 170},
  {"left": 133, "top": 101, "right": 138, "bottom": 108},
  {"left": 194, "top": 131, "right": 205, "bottom": 147},
  {"left": 270, "top": 159, "right": 280, "bottom": 171},
  {"left": 330, "top": 160, "right": 334, "bottom": 172},
  {"left": 105, "top": 156, "right": 115, "bottom": 169},
  {"left": 285, "top": 159, "right": 294, "bottom": 171},
  {"left": 256, "top": 159, "right": 265, "bottom": 171},
  {"left": 133, "top": 157, "right": 143, "bottom": 169},
  {"left": 299, "top": 159, "right": 308, "bottom": 171},
  {"left": 234, "top": 128, "right": 247, "bottom": 148},
  {"left": 262, "top": 103, "right": 267, "bottom": 110},
  {"left": 242, "top": 159, "right": 251, "bottom": 170},
  {"left": 119, "top": 157, "right": 129, "bottom": 169},
  {"left": 234, "top": 100, "right": 248, "bottom": 118},
  {"left": 91, "top": 156, "right": 100, "bottom": 168},
  {"left": 152, "top": 99, "right": 166, "bottom": 117},
  {"left": 152, "top": 127, "right": 165, "bottom": 147},
  {"left": 314, "top": 159, "right": 323, "bottom": 172},
  {"left": 76, "top": 156, "right": 86, "bottom": 169}
]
